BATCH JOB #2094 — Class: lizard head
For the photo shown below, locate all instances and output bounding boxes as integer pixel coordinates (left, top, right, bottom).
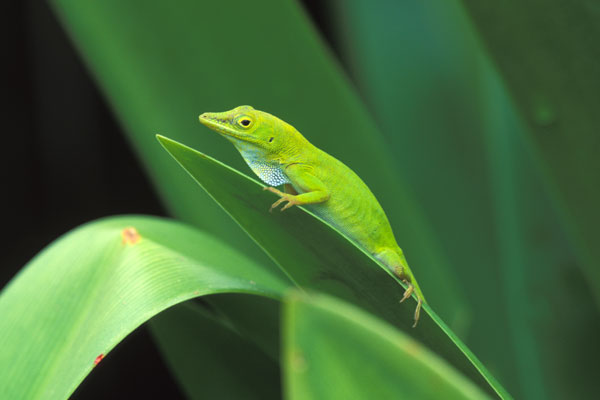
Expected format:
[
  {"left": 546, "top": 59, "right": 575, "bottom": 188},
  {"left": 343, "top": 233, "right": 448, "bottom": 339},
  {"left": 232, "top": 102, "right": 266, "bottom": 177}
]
[{"left": 199, "top": 105, "right": 306, "bottom": 160}]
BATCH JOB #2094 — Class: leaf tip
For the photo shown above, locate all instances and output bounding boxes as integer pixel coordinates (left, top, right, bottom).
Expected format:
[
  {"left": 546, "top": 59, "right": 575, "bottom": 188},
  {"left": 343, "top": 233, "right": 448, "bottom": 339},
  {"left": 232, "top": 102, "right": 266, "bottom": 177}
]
[{"left": 155, "top": 134, "right": 169, "bottom": 145}]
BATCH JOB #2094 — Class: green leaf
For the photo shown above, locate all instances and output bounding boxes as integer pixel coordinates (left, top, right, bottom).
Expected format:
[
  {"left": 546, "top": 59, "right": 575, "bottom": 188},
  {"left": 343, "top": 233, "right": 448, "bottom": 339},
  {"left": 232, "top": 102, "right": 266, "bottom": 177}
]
[
  {"left": 150, "top": 301, "right": 281, "bottom": 400},
  {"left": 284, "top": 292, "right": 490, "bottom": 400},
  {"left": 157, "top": 135, "right": 511, "bottom": 399},
  {"left": 459, "top": 0, "right": 600, "bottom": 305},
  {"left": 48, "top": 0, "right": 467, "bottom": 327},
  {"left": 0, "top": 216, "right": 291, "bottom": 399}
]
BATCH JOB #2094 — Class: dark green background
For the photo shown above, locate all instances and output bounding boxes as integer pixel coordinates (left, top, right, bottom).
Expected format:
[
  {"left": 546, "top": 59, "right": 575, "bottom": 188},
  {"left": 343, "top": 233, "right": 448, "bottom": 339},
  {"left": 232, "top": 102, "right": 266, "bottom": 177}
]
[{"left": 3, "top": 1, "right": 599, "bottom": 399}]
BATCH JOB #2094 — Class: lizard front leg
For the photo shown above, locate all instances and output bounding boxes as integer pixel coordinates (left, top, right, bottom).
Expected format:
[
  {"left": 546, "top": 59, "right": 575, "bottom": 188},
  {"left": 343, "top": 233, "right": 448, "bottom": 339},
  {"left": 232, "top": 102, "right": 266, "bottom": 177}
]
[
  {"left": 263, "top": 186, "right": 301, "bottom": 211},
  {"left": 264, "top": 164, "right": 330, "bottom": 212}
]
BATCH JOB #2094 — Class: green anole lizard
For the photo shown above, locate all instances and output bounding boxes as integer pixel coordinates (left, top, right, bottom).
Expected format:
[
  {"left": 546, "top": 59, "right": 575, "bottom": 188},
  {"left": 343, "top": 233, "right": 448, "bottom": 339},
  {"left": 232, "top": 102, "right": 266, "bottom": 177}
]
[{"left": 199, "top": 105, "right": 425, "bottom": 327}]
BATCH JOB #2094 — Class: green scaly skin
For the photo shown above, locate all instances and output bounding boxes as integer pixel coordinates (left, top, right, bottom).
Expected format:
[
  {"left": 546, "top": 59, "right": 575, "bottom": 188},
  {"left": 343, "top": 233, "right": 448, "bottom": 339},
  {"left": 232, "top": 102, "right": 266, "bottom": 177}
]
[{"left": 199, "top": 105, "right": 425, "bottom": 326}]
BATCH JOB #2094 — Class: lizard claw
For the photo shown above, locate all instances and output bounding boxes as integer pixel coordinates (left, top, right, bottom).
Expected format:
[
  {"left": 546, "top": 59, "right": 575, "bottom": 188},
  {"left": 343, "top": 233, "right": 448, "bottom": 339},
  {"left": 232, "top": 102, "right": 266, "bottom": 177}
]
[
  {"left": 399, "top": 279, "right": 422, "bottom": 328},
  {"left": 269, "top": 197, "right": 287, "bottom": 212},
  {"left": 269, "top": 195, "right": 300, "bottom": 212},
  {"left": 413, "top": 297, "right": 422, "bottom": 328},
  {"left": 280, "top": 199, "right": 299, "bottom": 211},
  {"left": 400, "top": 279, "right": 414, "bottom": 303},
  {"left": 265, "top": 186, "right": 300, "bottom": 212}
]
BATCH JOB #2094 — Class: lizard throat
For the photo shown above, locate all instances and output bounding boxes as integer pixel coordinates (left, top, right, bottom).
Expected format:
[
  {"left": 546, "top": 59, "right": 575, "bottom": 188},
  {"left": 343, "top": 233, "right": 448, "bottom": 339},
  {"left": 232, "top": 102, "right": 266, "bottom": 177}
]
[{"left": 241, "top": 153, "right": 290, "bottom": 186}]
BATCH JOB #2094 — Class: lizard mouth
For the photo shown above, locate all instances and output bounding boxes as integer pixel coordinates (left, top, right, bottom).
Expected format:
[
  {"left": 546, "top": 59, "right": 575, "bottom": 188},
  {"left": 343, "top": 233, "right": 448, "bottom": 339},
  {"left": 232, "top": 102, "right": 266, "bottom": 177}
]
[
  {"left": 199, "top": 113, "right": 250, "bottom": 142},
  {"left": 199, "top": 113, "right": 234, "bottom": 135}
]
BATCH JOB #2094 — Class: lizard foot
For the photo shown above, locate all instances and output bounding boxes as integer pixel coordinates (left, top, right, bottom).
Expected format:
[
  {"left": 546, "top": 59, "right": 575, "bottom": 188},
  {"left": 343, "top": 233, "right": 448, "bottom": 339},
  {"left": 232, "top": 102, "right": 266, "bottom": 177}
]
[
  {"left": 264, "top": 187, "right": 300, "bottom": 212},
  {"left": 400, "top": 279, "right": 414, "bottom": 303},
  {"left": 413, "top": 296, "right": 422, "bottom": 328},
  {"left": 400, "top": 279, "right": 422, "bottom": 328}
]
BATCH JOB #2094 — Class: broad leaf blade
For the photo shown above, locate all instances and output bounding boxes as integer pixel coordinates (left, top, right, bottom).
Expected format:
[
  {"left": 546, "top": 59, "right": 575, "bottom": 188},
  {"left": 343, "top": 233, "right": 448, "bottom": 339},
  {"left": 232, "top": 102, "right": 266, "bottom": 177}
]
[
  {"left": 284, "top": 292, "right": 490, "bottom": 400},
  {"left": 0, "top": 216, "right": 290, "bottom": 399},
  {"left": 157, "top": 135, "right": 510, "bottom": 399}
]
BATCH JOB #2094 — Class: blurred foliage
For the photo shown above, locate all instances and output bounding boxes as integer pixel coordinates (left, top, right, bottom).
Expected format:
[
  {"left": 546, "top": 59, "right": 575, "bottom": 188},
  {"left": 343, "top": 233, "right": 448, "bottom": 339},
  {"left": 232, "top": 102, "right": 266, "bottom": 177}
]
[
  {"left": 0, "top": 0, "right": 596, "bottom": 398},
  {"left": 332, "top": 1, "right": 600, "bottom": 398},
  {"left": 460, "top": 1, "right": 600, "bottom": 305},
  {"left": 283, "top": 293, "right": 490, "bottom": 399}
]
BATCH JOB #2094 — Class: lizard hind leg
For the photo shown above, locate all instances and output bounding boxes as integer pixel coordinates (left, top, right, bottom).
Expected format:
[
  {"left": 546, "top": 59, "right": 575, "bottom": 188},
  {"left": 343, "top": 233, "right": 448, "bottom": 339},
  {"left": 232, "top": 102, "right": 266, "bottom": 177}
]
[
  {"left": 400, "top": 279, "right": 423, "bottom": 328},
  {"left": 375, "top": 247, "right": 422, "bottom": 327}
]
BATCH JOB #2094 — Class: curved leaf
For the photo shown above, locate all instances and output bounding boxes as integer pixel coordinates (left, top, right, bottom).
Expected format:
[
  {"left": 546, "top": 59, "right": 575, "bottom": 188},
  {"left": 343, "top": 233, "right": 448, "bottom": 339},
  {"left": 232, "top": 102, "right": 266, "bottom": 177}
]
[
  {"left": 0, "top": 216, "right": 291, "bottom": 399},
  {"left": 157, "top": 135, "right": 511, "bottom": 399}
]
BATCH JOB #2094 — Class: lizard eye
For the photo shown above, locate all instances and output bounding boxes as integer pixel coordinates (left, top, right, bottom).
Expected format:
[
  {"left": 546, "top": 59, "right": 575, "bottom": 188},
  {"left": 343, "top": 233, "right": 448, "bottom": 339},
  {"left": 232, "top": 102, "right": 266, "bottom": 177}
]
[{"left": 238, "top": 117, "right": 252, "bottom": 128}]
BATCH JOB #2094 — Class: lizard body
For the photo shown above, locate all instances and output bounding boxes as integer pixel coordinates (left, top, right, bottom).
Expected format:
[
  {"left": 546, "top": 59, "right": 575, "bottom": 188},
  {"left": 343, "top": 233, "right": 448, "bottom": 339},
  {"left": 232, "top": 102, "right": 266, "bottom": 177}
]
[{"left": 199, "top": 105, "right": 425, "bottom": 326}]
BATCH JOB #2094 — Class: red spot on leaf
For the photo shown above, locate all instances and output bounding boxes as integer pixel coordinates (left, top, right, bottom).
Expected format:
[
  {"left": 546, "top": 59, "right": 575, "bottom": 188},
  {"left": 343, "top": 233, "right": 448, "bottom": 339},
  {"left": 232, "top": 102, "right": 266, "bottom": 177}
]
[
  {"left": 94, "top": 354, "right": 104, "bottom": 366},
  {"left": 121, "top": 227, "right": 141, "bottom": 245}
]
